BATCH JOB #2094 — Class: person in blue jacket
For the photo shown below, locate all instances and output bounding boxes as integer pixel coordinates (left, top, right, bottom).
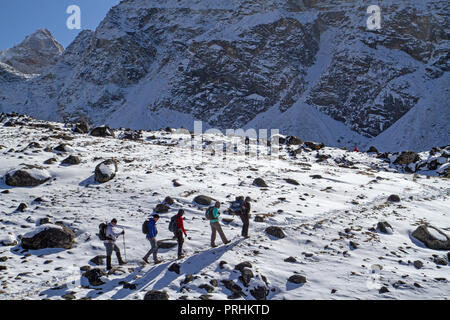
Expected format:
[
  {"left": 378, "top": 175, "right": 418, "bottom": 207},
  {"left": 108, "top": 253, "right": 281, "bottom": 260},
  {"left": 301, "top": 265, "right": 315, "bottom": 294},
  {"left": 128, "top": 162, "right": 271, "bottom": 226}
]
[
  {"left": 210, "top": 201, "right": 230, "bottom": 247},
  {"left": 143, "top": 214, "right": 161, "bottom": 264}
]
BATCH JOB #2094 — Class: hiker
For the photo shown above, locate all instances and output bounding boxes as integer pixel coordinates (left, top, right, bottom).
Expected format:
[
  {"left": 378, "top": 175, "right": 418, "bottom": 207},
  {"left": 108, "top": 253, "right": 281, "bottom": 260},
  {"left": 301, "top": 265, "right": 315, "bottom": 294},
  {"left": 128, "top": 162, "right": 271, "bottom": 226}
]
[
  {"left": 104, "top": 218, "right": 127, "bottom": 270},
  {"left": 240, "top": 196, "right": 251, "bottom": 238},
  {"left": 143, "top": 214, "right": 162, "bottom": 264},
  {"left": 209, "top": 201, "right": 230, "bottom": 247},
  {"left": 174, "top": 209, "right": 187, "bottom": 259},
  {"left": 353, "top": 147, "right": 359, "bottom": 152}
]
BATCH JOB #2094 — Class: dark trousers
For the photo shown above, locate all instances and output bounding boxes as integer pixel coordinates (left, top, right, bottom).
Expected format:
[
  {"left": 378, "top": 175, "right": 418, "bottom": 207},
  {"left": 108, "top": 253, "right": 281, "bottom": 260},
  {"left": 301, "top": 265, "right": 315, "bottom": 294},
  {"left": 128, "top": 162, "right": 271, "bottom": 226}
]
[
  {"left": 175, "top": 231, "right": 184, "bottom": 257},
  {"left": 104, "top": 242, "right": 122, "bottom": 269},
  {"left": 240, "top": 214, "right": 249, "bottom": 237}
]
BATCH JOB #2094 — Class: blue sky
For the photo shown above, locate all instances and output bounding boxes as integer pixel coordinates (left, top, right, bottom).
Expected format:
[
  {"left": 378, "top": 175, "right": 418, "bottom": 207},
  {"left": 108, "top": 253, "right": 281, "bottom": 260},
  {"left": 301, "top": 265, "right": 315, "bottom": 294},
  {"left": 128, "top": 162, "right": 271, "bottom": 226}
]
[{"left": 0, "top": 0, "right": 121, "bottom": 50}]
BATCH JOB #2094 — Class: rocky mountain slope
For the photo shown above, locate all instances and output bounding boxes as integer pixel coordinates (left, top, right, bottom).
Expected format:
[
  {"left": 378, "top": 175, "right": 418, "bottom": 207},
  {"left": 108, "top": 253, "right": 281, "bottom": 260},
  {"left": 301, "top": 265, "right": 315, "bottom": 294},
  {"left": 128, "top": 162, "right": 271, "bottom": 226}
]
[
  {"left": 0, "top": 113, "right": 449, "bottom": 300},
  {"left": 0, "top": 0, "right": 448, "bottom": 151}
]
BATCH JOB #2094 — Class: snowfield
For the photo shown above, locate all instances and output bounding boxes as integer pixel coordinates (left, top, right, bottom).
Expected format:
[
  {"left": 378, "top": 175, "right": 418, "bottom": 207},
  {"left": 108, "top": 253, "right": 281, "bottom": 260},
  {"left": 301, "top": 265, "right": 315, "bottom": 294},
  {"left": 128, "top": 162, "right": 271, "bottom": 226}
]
[{"left": 0, "top": 114, "right": 449, "bottom": 300}]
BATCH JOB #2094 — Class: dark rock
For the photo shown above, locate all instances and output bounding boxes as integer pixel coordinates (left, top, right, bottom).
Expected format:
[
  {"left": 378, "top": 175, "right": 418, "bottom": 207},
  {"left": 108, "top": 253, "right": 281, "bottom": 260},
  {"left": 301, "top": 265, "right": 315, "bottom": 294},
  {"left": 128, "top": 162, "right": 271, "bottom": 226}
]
[
  {"left": 199, "top": 284, "right": 214, "bottom": 293},
  {"left": 44, "top": 158, "right": 57, "bottom": 165},
  {"left": 304, "top": 141, "right": 325, "bottom": 150},
  {"left": 349, "top": 241, "right": 359, "bottom": 250},
  {"left": 144, "top": 290, "right": 169, "bottom": 300},
  {"left": 73, "top": 121, "right": 89, "bottom": 134},
  {"left": 38, "top": 218, "right": 50, "bottom": 225},
  {"left": 16, "top": 203, "right": 27, "bottom": 212},
  {"left": 387, "top": 194, "right": 401, "bottom": 202},
  {"left": 61, "top": 155, "right": 81, "bottom": 165},
  {"left": 219, "top": 261, "right": 228, "bottom": 269},
  {"left": 254, "top": 215, "right": 265, "bottom": 222},
  {"left": 284, "top": 256, "right": 297, "bottom": 263},
  {"left": 83, "top": 268, "right": 106, "bottom": 286},
  {"left": 193, "top": 195, "right": 214, "bottom": 206},
  {"left": 411, "top": 225, "right": 450, "bottom": 250},
  {"left": 0, "top": 256, "right": 7, "bottom": 262},
  {"left": 90, "top": 126, "right": 115, "bottom": 138},
  {"left": 21, "top": 225, "right": 75, "bottom": 250},
  {"left": 433, "top": 256, "right": 447, "bottom": 266},
  {"left": 94, "top": 159, "right": 118, "bottom": 183},
  {"left": 62, "top": 293, "right": 76, "bottom": 300},
  {"left": 154, "top": 203, "right": 170, "bottom": 213},
  {"left": 379, "top": 286, "right": 389, "bottom": 294},
  {"left": 253, "top": 178, "right": 268, "bottom": 187},
  {"left": 5, "top": 165, "right": 51, "bottom": 187},
  {"left": 164, "top": 196, "right": 174, "bottom": 205},
  {"left": 90, "top": 255, "right": 106, "bottom": 266},
  {"left": 182, "top": 274, "right": 193, "bottom": 284},
  {"left": 199, "top": 294, "right": 213, "bottom": 300},
  {"left": 235, "top": 261, "right": 252, "bottom": 273},
  {"left": 0, "top": 266, "right": 7, "bottom": 271},
  {"left": 413, "top": 260, "right": 423, "bottom": 269},
  {"left": 221, "top": 280, "right": 243, "bottom": 295},
  {"left": 288, "top": 275, "right": 307, "bottom": 284},
  {"left": 250, "top": 286, "right": 269, "bottom": 300},
  {"left": 284, "top": 178, "right": 299, "bottom": 186},
  {"left": 367, "top": 146, "right": 379, "bottom": 153},
  {"left": 265, "top": 226, "right": 286, "bottom": 239},
  {"left": 168, "top": 263, "right": 180, "bottom": 274},
  {"left": 239, "top": 268, "right": 254, "bottom": 287},
  {"left": 53, "top": 144, "right": 72, "bottom": 153},
  {"left": 310, "top": 174, "right": 322, "bottom": 179},
  {"left": 286, "top": 136, "right": 302, "bottom": 145},
  {"left": 210, "top": 279, "right": 219, "bottom": 287},
  {"left": 377, "top": 221, "right": 394, "bottom": 234},
  {"left": 394, "top": 151, "right": 420, "bottom": 165}
]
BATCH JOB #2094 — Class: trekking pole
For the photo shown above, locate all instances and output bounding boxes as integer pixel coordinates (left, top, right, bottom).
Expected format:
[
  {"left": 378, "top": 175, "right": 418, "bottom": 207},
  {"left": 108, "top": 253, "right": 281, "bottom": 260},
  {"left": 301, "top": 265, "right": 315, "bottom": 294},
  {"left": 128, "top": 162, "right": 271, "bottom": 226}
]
[{"left": 122, "top": 233, "right": 127, "bottom": 261}]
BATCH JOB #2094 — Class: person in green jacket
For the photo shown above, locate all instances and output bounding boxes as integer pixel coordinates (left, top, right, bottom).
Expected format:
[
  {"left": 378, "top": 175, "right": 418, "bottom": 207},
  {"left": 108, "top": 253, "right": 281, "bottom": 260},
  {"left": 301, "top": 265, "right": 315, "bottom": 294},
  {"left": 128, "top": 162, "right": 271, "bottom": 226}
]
[{"left": 210, "top": 201, "right": 230, "bottom": 247}]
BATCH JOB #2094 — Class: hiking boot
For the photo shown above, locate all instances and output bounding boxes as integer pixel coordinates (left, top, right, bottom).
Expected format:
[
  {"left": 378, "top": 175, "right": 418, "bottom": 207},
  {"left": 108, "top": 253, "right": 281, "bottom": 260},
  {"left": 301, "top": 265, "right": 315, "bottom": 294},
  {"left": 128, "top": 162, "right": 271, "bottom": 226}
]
[
  {"left": 211, "top": 244, "right": 217, "bottom": 248},
  {"left": 178, "top": 254, "right": 185, "bottom": 259},
  {"left": 224, "top": 240, "right": 231, "bottom": 245},
  {"left": 142, "top": 257, "right": 149, "bottom": 264},
  {"left": 119, "top": 260, "right": 128, "bottom": 265}
]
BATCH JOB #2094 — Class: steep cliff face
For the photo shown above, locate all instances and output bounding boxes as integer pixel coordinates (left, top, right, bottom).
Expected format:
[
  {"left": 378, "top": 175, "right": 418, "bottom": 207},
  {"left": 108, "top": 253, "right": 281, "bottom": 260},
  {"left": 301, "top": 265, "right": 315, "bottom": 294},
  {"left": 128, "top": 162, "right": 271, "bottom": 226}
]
[{"left": 0, "top": 0, "right": 448, "bottom": 150}]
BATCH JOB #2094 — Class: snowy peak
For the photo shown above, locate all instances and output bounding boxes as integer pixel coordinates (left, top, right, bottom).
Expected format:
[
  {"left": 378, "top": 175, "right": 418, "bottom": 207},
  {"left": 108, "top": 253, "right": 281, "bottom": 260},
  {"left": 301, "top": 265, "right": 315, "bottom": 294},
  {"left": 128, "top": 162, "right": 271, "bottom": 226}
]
[{"left": 0, "top": 29, "right": 64, "bottom": 74}]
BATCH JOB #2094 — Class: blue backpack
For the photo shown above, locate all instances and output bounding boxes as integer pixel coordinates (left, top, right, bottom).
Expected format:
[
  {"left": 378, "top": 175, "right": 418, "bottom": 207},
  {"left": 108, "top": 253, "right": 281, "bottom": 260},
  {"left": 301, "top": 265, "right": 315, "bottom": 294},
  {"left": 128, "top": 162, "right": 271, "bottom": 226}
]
[{"left": 169, "top": 215, "right": 178, "bottom": 232}]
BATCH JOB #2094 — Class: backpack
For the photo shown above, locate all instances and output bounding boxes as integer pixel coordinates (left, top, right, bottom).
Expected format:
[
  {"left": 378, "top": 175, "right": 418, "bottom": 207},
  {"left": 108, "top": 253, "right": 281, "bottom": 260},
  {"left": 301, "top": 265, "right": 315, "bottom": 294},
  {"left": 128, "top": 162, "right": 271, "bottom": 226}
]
[
  {"left": 169, "top": 215, "right": 178, "bottom": 232},
  {"left": 205, "top": 207, "right": 215, "bottom": 220},
  {"left": 230, "top": 200, "right": 244, "bottom": 212},
  {"left": 98, "top": 222, "right": 108, "bottom": 241},
  {"left": 142, "top": 219, "right": 149, "bottom": 234}
]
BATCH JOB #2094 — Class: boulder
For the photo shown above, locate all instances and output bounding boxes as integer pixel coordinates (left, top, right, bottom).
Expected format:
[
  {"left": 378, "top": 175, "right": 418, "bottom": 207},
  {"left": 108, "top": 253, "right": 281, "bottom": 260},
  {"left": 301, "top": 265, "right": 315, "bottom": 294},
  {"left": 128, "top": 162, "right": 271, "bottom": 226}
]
[
  {"left": 61, "top": 155, "right": 81, "bottom": 165},
  {"left": 73, "top": 121, "right": 89, "bottom": 134},
  {"left": 284, "top": 178, "right": 299, "bottom": 186},
  {"left": 144, "top": 290, "right": 169, "bottom": 300},
  {"left": 154, "top": 203, "right": 170, "bottom": 213},
  {"left": 94, "top": 159, "right": 118, "bottom": 183},
  {"left": 5, "top": 165, "right": 51, "bottom": 187},
  {"left": 83, "top": 268, "right": 106, "bottom": 286},
  {"left": 163, "top": 196, "right": 174, "bottom": 205},
  {"left": 394, "top": 151, "right": 420, "bottom": 165},
  {"left": 265, "top": 226, "right": 286, "bottom": 239},
  {"left": 250, "top": 286, "right": 269, "bottom": 300},
  {"left": 89, "top": 255, "right": 106, "bottom": 266},
  {"left": 21, "top": 224, "right": 75, "bottom": 250},
  {"left": 304, "top": 141, "right": 325, "bottom": 151},
  {"left": 367, "top": 146, "right": 379, "bottom": 153},
  {"left": 193, "top": 195, "right": 214, "bottom": 206},
  {"left": 411, "top": 225, "right": 450, "bottom": 250},
  {"left": 168, "top": 263, "right": 181, "bottom": 274},
  {"left": 376, "top": 221, "right": 394, "bottom": 234},
  {"left": 90, "top": 126, "right": 115, "bottom": 138},
  {"left": 387, "top": 194, "right": 401, "bottom": 202},
  {"left": 285, "top": 136, "right": 302, "bottom": 145},
  {"left": 239, "top": 268, "right": 254, "bottom": 287},
  {"left": 199, "top": 284, "right": 214, "bottom": 293},
  {"left": 253, "top": 178, "right": 268, "bottom": 188},
  {"left": 288, "top": 275, "right": 307, "bottom": 284},
  {"left": 0, "top": 234, "right": 17, "bottom": 246},
  {"left": 413, "top": 260, "right": 423, "bottom": 269},
  {"left": 235, "top": 261, "right": 252, "bottom": 273},
  {"left": 53, "top": 144, "right": 73, "bottom": 153},
  {"left": 221, "top": 280, "right": 243, "bottom": 295}
]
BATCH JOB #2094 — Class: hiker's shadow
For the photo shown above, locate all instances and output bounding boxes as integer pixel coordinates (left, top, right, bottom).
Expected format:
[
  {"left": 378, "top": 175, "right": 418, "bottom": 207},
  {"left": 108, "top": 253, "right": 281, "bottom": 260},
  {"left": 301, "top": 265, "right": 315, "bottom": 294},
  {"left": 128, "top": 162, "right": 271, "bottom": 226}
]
[{"left": 110, "top": 240, "right": 241, "bottom": 299}]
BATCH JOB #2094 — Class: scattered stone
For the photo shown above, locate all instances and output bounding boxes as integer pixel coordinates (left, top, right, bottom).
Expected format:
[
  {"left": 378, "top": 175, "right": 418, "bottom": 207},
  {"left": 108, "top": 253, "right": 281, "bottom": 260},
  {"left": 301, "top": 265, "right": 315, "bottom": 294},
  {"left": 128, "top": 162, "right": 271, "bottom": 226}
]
[
  {"left": 5, "top": 165, "right": 51, "bottom": 187},
  {"left": 82, "top": 268, "right": 106, "bottom": 286},
  {"left": 94, "top": 159, "right": 118, "bottom": 183},
  {"left": 304, "top": 141, "right": 325, "bottom": 150},
  {"left": 349, "top": 241, "right": 359, "bottom": 250},
  {"left": 376, "top": 221, "right": 394, "bottom": 234},
  {"left": 379, "top": 286, "right": 390, "bottom": 294},
  {"left": 0, "top": 256, "right": 8, "bottom": 262},
  {"left": 154, "top": 203, "right": 170, "bottom": 214},
  {"left": 182, "top": 274, "right": 193, "bottom": 285},
  {"left": 284, "top": 256, "right": 297, "bottom": 263},
  {"left": 411, "top": 225, "right": 450, "bottom": 250},
  {"left": 250, "top": 286, "right": 268, "bottom": 300},
  {"left": 73, "top": 120, "right": 89, "bottom": 134},
  {"left": 193, "top": 195, "right": 215, "bottom": 206},
  {"left": 284, "top": 178, "right": 299, "bottom": 186},
  {"left": 387, "top": 194, "right": 401, "bottom": 202},
  {"left": 239, "top": 268, "right": 254, "bottom": 287},
  {"left": 21, "top": 224, "right": 75, "bottom": 250},
  {"left": 16, "top": 203, "right": 27, "bottom": 212},
  {"left": 199, "top": 284, "right": 214, "bottom": 293},
  {"left": 62, "top": 293, "right": 76, "bottom": 300},
  {"left": 61, "top": 155, "right": 81, "bottom": 165},
  {"left": 253, "top": 178, "right": 268, "bottom": 188},
  {"left": 168, "top": 263, "right": 180, "bottom": 274},
  {"left": 90, "top": 126, "right": 115, "bottom": 138},
  {"left": 413, "top": 260, "right": 424, "bottom": 269},
  {"left": 221, "top": 280, "right": 243, "bottom": 295},
  {"left": 367, "top": 146, "right": 379, "bottom": 153},
  {"left": 235, "top": 261, "right": 252, "bottom": 272},
  {"left": 288, "top": 275, "right": 307, "bottom": 284},
  {"left": 90, "top": 255, "right": 106, "bottom": 266},
  {"left": 144, "top": 290, "right": 169, "bottom": 300},
  {"left": 38, "top": 218, "right": 51, "bottom": 226},
  {"left": 265, "top": 226, "right": 286, "bottom": 239},
  {"left": 433, "top": 256, "right": 447, "bottom": 266},
  {"left": 164, "top": 196, "right": 174, "bottom": 205},
  {"left": 394, "top": 151, "right": 420, "bottom": 165},
  {"left": 254, "top": 215, "right": 265, "bottom": 223},
  {"left": 219, "top": 261, "right": 228, "bottom": 269},
  {"left": 210, "top": 279, "right": 218, "bottom": 287},
  {"left": 44, "top": 158, "right": 57, "bottom": 165},
  {"left": 286, "top": 136, "right": 302, "bottom": 145}
]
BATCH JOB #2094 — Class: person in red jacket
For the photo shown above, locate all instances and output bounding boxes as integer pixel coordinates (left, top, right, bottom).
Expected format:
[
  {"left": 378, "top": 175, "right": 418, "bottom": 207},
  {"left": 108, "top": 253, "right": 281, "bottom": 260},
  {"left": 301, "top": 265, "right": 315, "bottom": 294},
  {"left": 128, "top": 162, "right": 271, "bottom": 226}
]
[
  {"left": 175, "top": 209, "right": 187, "bottom": 259},
  {"left": 353, "top": 147, "right": 359, "bottom": 152}
]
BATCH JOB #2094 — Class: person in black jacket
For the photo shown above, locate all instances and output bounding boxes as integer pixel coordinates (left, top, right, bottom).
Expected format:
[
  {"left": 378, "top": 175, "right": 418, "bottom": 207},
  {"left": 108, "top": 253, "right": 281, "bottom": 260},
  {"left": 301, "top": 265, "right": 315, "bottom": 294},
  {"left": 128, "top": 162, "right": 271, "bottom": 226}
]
[{"left": 240, "top": 196, "right": 251, "bottom": 238}]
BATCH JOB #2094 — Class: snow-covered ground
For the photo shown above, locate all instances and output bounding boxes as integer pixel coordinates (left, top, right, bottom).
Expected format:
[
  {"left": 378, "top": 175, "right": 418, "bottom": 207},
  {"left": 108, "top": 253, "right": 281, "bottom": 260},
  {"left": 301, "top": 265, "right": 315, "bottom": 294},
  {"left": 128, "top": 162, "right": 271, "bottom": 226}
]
[{"left": 0, "top": 114, "right": 449, "bottom": 300}]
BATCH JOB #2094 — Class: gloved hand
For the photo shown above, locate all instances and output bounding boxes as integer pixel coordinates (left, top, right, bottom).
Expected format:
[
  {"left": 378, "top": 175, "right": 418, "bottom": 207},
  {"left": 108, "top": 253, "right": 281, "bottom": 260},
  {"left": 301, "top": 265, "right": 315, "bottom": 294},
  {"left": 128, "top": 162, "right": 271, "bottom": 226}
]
[
  {"left": 122, "top": 230, "right": 125, "bottom": 235},
  {"left": 187, "top": 236, "right": 192, "bottom": 240}
]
